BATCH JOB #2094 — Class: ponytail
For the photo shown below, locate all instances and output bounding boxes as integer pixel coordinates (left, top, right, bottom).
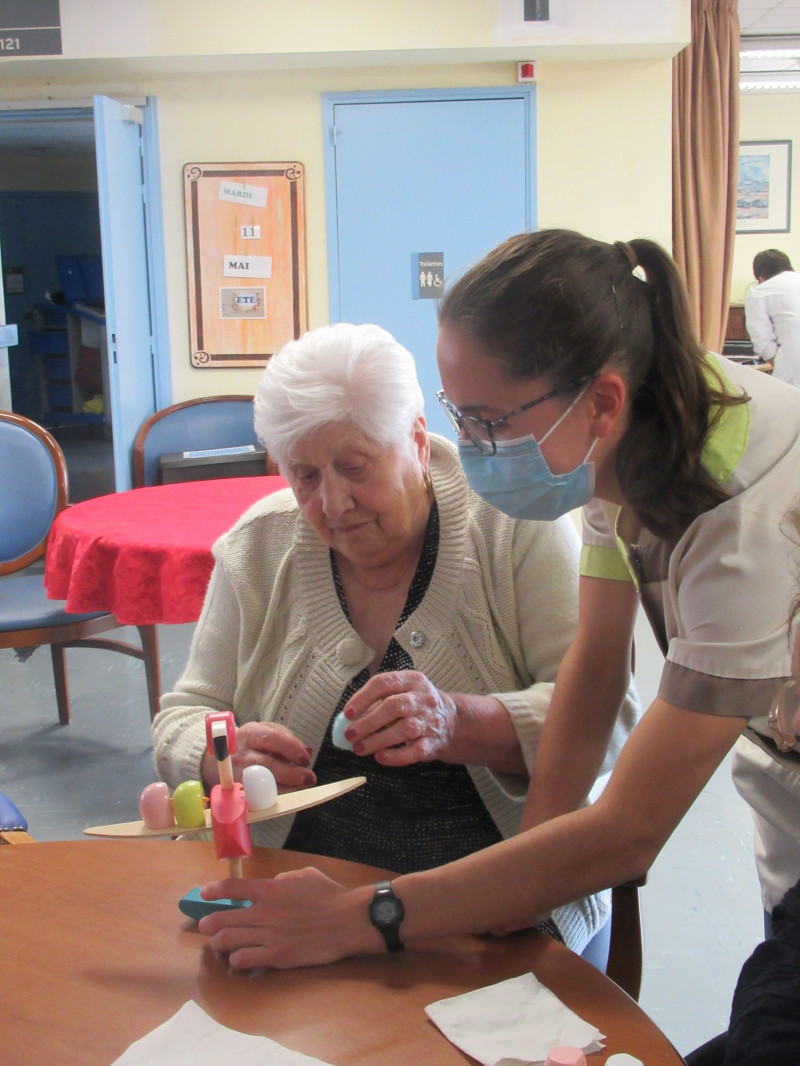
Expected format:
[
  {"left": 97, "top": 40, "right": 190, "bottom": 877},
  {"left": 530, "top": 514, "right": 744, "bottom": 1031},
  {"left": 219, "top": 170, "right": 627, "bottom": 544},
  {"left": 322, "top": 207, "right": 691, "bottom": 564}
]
[{"left": 615, "top": 239, "right": 746, "bottom": 540}]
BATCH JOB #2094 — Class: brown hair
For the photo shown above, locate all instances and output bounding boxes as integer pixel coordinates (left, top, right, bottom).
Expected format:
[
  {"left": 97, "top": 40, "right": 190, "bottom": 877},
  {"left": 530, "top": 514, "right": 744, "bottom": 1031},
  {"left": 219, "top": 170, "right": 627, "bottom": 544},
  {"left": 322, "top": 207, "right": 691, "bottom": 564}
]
[
  {"left": 753, "top": 249, "right": 793, "bottom": 281},
  {"left": 438, "top": 229, "right": 748, "bottom": 540}
]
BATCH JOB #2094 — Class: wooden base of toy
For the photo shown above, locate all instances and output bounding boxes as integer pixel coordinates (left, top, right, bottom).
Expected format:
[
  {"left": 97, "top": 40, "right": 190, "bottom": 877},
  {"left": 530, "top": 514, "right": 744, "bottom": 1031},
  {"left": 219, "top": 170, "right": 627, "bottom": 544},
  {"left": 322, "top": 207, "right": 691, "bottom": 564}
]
[{"left": 83, "top": 776, "right": 366, "bottom": 838}]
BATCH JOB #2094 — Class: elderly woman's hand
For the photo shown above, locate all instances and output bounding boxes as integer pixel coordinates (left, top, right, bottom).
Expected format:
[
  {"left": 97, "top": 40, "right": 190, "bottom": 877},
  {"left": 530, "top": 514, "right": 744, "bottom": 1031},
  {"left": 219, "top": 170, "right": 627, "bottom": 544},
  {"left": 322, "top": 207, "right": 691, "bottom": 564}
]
[
  {"left": 202, "top": 721, "right": 316, "bottom": 793},
  {"left": 341, "top": 670, "right": 459, "bottom": 766}
]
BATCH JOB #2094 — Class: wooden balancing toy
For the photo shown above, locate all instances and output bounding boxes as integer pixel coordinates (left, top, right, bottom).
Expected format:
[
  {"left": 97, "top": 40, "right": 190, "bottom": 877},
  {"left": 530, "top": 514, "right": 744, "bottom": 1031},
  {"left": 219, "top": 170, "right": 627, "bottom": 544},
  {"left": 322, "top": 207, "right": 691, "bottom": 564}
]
[{"left": 84, "top": 710, "right": 365, "bottom": 920}]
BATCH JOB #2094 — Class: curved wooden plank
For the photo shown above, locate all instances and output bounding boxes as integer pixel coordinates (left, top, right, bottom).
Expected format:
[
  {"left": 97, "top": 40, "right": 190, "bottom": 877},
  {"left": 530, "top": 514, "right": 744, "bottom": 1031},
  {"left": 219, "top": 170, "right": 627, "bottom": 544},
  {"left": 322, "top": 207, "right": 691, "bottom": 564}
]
[{"left": 84, "top": 776, "right": 366, "bottom": 838}]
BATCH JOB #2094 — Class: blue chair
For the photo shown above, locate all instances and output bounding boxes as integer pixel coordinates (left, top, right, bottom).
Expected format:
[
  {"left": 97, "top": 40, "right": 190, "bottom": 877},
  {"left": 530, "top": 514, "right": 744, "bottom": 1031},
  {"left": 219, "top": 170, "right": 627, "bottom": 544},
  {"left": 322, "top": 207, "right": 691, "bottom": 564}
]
[
  {"left": 132, "top": 395, "right": 276, "bottom": 488},
  {"left": 0, "top": 411, "right": 161, "bottom": 724},
  {"left": 0, "top": 792, "right": 32, "bottom": 843}
]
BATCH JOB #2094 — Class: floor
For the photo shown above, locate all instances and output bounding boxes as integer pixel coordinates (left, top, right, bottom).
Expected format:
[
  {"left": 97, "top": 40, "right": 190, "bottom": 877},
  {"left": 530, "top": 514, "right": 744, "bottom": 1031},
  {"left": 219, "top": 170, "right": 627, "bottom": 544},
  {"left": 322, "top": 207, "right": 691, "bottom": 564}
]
[
  {"left": 1, "top": 446, "right": 765, "bottom": 1059},
  {"left": 51, "top": 422, "right": 116, "bottom": 502},
  {"left": 631, "top": 615, "right": 762, "bottom": 1056}
]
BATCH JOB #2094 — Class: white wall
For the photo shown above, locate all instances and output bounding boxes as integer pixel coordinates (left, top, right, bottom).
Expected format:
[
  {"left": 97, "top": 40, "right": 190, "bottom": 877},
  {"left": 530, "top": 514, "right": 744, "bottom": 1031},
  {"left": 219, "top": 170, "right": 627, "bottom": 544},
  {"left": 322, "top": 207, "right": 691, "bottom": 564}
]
[{"left": 50, "top": 0, "right": 688, "bottom": 64}]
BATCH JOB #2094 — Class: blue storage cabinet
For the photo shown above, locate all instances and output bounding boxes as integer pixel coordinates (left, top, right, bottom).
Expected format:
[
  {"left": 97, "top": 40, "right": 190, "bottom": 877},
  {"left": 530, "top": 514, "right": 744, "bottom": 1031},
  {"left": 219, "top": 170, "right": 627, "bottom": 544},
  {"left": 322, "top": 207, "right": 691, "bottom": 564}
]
[
  {"left": 26, "top": 253, "right": 107, "bottom": 427},
  {"left": 28, "top": 305, "right": 72, "bottom": 418},
  {"left": 28, "top": 301, "right": 107, "bottom": 426},
  {"left": 65, "top": 305, "right": 108, "bottom": 425}
]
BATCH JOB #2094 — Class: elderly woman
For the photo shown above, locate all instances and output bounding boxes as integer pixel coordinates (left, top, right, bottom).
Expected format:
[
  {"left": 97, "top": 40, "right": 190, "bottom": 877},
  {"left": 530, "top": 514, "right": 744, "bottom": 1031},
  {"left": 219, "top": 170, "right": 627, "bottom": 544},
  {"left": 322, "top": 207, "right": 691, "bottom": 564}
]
[{"left": 152, "top": 322, "right": 638, "bottom": 960}]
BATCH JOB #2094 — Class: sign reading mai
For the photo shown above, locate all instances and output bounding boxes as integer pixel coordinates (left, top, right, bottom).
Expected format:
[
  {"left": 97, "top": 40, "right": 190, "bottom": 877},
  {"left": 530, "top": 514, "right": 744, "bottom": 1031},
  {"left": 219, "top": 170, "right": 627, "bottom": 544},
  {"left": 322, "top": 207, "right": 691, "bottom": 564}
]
[
  {"left": 218, "top": 180, "right": 269, "bottom": 209},
  {"left": 223, "top": 255, "right": 272, "bottom": 279}
]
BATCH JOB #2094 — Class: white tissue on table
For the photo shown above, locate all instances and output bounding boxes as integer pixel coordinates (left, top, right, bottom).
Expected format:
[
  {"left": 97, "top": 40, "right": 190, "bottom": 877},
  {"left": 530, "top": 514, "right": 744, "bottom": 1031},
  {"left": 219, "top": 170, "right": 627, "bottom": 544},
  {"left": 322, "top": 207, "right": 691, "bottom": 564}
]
[
  {"left": 425, "top": 971, "right": 605, "bottom": 1066},
  {"left": 110, "top": 1000, "right": 338, "bottom": 1066}
]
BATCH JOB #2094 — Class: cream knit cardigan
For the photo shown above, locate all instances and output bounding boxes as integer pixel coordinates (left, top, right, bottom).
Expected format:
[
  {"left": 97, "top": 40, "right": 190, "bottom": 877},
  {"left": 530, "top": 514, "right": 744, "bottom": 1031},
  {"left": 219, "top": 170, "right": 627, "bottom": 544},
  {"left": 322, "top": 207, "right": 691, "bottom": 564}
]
[{"left": 153, "top": 435, "right": 639, "bottom": 952}]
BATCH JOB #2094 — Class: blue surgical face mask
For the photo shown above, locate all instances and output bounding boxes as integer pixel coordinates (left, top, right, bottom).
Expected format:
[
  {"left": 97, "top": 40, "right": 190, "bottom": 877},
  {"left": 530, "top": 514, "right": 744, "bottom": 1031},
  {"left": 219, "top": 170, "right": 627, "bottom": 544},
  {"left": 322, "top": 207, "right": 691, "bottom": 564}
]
[{"left": 457, "top": 388, "right": 597, "bottom": 521}]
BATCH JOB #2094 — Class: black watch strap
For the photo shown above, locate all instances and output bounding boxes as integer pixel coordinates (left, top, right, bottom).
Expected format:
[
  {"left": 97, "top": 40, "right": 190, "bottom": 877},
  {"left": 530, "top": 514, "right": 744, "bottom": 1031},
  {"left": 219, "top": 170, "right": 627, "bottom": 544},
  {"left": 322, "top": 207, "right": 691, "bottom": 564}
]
[{"left": 369, "top": 879, "right": 405, "bottom": 952}]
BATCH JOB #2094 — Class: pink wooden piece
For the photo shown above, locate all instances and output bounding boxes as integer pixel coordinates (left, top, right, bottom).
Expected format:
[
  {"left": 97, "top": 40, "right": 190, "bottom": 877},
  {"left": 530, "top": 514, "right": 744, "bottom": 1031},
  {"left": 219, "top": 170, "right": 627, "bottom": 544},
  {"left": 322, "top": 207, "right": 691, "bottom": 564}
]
[
  {"left": 138, "top": 782, "right": 174, "bottom": 829},
  {"left": 210, "top": 782, "right": 252, "bottom": 860}
]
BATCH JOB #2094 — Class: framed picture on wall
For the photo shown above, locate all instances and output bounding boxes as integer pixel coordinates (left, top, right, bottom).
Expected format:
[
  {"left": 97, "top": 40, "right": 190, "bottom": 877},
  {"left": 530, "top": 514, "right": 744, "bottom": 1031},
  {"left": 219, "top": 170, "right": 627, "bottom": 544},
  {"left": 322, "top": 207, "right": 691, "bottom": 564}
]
[
  {"left": 736, "top": 140, "right": 792, "bottom": 234},
  {"left": 184, "top": 161, "right": 308, "bottom": 367}
]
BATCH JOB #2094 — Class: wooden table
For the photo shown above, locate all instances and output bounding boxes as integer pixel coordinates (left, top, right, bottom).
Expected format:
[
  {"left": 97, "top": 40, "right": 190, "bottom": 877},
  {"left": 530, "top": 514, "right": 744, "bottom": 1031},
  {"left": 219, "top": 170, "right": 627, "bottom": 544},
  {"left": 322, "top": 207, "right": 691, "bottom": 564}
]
[
  {"left": 44, "top": 475, "right": 288, "bottom": 625},
  {"left": 1, "top": 840, "right": 685, "bottom": 1065}
]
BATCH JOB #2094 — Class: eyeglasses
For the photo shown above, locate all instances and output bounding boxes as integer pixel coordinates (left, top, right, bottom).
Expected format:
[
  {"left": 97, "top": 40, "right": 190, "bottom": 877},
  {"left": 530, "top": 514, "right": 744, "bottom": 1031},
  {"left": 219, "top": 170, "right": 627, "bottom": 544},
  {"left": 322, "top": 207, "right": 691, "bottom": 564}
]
[
  {"left": 436, "top": 375, "right": 597, "bottom": 456},
  {"left": 768, "top": 679, "right": 800, "bottom": 753}
]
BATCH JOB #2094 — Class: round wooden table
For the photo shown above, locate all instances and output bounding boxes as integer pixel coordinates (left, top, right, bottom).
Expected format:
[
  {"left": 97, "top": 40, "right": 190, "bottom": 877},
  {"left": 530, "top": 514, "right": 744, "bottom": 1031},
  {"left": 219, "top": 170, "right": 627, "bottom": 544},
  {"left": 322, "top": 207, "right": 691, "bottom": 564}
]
[{"left": 0, "top": 840, "right": 685, "bottom": 1065}]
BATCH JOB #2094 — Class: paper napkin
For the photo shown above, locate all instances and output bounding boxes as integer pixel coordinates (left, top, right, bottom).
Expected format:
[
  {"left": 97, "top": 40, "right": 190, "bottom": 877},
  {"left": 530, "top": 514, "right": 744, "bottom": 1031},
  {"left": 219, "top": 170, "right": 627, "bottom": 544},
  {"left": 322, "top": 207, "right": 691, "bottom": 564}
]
[
  {"left": 110, "top": 1000, "right": 337, "bottom": 1066},
  {"left": 425, "top": 972, "right": 605, "bottom": 1066}
]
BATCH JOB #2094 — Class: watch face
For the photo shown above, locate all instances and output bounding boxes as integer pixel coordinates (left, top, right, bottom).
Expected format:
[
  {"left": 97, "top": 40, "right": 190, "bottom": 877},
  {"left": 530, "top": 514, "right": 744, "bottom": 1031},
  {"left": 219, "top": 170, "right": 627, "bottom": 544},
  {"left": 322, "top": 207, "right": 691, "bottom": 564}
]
[{"left": 373, "top": 899, "right": 398, "bottom": 924}]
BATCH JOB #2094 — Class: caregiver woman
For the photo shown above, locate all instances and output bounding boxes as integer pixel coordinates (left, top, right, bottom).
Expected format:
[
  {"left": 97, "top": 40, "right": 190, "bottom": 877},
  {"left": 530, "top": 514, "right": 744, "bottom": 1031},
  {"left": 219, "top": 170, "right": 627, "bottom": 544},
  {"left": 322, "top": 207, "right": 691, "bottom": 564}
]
[{"left": 199, "top": 230, "right": 800, "bottom": 969}]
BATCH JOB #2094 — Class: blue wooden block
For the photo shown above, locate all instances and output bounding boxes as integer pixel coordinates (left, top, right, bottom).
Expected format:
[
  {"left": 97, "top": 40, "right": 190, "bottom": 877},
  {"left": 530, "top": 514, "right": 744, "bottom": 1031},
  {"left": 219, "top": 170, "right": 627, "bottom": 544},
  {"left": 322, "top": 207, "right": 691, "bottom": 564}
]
[{"left": 178, "top": 886, "right": 252, "bottom": 922}]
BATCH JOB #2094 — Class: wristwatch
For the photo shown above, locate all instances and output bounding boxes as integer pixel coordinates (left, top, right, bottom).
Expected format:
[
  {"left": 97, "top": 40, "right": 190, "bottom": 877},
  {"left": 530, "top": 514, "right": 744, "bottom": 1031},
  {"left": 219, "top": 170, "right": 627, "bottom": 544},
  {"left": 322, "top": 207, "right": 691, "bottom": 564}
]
[{"left": 369, "top": 880, "right": 405, "bottom": 952}]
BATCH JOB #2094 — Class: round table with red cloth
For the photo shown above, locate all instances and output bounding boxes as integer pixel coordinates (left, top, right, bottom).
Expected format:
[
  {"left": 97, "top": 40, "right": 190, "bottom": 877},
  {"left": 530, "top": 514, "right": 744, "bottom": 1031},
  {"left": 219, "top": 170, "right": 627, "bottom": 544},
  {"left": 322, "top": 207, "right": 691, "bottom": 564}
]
[{"left": 44, "top": 476, "right": 288, "bottom": 625}]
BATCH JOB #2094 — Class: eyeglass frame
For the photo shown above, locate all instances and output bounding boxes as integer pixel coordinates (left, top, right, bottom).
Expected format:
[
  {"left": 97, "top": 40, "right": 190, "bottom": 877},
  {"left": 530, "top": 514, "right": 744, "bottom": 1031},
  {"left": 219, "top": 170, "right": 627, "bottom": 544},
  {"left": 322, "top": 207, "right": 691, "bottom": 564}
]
[
  {"left": 435, "top": 373, "right": 599, "bottom": 456},
  {"left": 768, "top": 679, "right": 800, "bottom": 753}
]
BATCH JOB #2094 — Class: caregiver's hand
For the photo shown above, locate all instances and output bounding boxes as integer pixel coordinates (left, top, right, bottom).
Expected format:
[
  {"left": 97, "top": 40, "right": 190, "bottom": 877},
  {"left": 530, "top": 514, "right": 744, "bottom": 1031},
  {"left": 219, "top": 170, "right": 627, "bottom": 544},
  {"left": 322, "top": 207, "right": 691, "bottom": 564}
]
[
  {"left": 198, "top": 867, "right": 375, "bottom": 970},
  {"left": 202, "top": 721, "right": 316, "bottom": 793},
  {"left": 341, "top": 670, "right": 459, "bottom": 766}
]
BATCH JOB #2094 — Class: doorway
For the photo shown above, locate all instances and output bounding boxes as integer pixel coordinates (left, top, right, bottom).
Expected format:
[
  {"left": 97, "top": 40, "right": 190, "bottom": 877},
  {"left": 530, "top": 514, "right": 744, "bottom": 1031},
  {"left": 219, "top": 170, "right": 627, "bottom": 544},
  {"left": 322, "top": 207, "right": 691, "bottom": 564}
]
[
  {"left": 0, "top": 97, "right": 168, "bottom": 495},
  {"left": 323, "top": 87, "right": 536, "bottom": 439},
  {"left": 0, "top": 111, "right": 110, "bottom": 499}
]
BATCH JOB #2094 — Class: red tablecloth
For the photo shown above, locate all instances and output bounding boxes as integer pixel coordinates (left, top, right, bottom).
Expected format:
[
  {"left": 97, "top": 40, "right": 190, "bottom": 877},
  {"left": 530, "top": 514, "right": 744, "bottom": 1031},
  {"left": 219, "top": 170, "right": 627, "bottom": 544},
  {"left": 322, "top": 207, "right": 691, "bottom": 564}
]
[{"left": 44, "top": 476, "right": 288, "bottom": 625}]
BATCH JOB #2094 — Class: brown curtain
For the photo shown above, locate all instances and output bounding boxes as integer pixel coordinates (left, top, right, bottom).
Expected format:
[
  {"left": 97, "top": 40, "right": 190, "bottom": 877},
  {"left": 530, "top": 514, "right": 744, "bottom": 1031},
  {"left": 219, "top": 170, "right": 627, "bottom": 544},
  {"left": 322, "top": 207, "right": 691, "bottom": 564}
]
[{"left": 673, "top": 0, "right": 740, "bottom": 352}]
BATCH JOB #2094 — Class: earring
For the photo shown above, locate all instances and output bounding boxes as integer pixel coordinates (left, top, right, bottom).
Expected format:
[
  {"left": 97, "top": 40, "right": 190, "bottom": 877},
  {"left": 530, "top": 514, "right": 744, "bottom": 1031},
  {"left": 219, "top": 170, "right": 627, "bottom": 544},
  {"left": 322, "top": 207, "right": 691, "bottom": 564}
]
[{"left": 423, "top": 469, "right": 433, "bottom": 493}]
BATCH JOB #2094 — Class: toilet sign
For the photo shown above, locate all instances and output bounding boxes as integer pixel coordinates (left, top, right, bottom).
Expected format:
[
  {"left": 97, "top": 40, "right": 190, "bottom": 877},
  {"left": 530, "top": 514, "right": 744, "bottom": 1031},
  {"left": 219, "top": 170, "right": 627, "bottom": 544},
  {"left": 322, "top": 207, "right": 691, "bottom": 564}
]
[{"left": 414, "top": 253, "right": 444, "bottom": 299}]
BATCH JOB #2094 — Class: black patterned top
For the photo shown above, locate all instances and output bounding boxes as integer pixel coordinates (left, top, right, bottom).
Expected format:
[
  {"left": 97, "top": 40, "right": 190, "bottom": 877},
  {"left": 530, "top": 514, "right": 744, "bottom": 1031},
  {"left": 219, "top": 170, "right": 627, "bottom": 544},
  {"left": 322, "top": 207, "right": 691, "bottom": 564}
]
[{"left": 284, "top": 503, "right": 505, "bottom": 872}]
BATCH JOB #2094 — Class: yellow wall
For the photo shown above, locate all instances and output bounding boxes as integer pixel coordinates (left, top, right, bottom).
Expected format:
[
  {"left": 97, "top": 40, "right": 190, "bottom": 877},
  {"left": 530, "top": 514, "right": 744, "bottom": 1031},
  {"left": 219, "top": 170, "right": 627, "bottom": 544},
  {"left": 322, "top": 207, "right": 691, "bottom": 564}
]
[
  {"left": 731, "top": 92, "right": 800, "bottom": 304},
  {"left": 145, "top": 58, "right": 673, "bottom": 398},
  {"left": 536, "top": 58, "right": 672, "bottom": 242},
  {"left": 0, "top": 3, "right": 678, "bottom": 400}
]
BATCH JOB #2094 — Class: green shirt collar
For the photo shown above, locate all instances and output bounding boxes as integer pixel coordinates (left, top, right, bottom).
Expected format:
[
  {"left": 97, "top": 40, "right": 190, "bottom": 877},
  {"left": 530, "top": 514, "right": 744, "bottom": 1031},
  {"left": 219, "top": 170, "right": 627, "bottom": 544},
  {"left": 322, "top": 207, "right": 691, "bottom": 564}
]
[{"left": 700, "top": 358, "right": 749, "bottom": 487}]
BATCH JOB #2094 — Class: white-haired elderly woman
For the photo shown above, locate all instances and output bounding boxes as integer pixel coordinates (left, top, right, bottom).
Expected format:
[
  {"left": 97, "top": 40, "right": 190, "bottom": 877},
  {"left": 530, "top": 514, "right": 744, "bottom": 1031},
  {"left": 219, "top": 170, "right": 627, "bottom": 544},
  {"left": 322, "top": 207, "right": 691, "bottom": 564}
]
[{"left": 152, "top": 322, "right": 639, "bottom": 965}]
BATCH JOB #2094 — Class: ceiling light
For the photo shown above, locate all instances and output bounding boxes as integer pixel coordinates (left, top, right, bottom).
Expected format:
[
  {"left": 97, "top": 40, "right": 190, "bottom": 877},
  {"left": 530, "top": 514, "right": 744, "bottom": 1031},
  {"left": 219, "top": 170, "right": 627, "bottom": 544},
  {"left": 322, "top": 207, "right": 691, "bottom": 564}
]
[
  {"left": 740, "top": 78, "right": 800, "bottom": 92},
  {"left": 740, "top": 48, "right": 800, "bottom": 60}
]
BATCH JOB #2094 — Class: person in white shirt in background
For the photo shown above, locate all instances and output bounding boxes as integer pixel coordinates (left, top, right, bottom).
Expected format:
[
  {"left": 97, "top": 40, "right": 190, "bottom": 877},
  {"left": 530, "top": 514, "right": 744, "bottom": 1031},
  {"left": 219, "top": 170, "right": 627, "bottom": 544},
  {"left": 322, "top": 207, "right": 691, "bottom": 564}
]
[{"left": 744, "top": 249, "right": 800, "bottom": 386}]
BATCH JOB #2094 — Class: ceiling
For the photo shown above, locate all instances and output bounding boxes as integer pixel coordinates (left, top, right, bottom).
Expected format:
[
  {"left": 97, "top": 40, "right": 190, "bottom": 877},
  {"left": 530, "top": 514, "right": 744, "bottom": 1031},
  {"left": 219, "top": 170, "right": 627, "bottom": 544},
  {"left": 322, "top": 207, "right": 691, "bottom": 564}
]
[
  {"left": 740, "top": 0, "right": 800, "bottom": 37},
  {"left": 740, "top": 2, "right": 800, "bottom": 90},
  {"left": 0, "top": 108, "right": 95, "bottom": 158},
  {"left": 0, "top": 6, "right": 799, "bottom": 159},
  {"left": 739, "top": 0, "right": 800, "bottom": 90}
]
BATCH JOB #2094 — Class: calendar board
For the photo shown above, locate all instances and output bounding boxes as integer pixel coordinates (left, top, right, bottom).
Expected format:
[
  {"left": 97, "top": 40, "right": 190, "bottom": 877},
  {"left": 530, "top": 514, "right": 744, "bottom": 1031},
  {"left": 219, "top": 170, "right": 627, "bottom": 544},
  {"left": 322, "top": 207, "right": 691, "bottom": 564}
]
[{"left": 184, "top": 162, "right": 308, "bottom": 367}]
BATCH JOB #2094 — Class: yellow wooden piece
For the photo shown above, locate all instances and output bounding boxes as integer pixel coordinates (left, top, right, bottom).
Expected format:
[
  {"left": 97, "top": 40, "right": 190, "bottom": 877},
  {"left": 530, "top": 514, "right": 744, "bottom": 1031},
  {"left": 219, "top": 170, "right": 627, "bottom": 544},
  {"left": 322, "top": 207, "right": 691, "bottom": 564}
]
[{"left": 172, "top": 779, "right": 206, "bottom": 828}]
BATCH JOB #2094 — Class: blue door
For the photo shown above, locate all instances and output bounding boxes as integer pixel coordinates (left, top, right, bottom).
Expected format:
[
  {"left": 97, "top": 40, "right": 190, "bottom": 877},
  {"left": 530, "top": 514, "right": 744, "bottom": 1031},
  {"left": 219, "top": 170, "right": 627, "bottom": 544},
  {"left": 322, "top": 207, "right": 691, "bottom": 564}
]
[
  {"left": 324, "top": 88, "right": 536, "bottom": 439},
  {"left": 94, "top": 95, "right": 157, "bottom": 491}
]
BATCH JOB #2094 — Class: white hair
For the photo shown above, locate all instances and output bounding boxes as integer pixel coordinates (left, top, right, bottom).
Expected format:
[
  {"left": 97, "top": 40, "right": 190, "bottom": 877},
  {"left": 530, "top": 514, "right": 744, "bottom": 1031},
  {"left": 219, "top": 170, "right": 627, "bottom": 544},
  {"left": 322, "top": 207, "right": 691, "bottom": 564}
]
[{"left": 254, "top": 323, "right": 425, "bottom": 470}]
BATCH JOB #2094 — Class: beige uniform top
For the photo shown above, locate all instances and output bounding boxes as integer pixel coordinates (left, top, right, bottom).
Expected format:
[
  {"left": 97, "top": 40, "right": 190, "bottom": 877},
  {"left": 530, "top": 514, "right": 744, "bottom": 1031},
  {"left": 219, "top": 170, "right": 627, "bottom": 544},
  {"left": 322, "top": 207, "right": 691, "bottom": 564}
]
[{"left": 580, "top": 354, "right": 800, "bottom": 910}]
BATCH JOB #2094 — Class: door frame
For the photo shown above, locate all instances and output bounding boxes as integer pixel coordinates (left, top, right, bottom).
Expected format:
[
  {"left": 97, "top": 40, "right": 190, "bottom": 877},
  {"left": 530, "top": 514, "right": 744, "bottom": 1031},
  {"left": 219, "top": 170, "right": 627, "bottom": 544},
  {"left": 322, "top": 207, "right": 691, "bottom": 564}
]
[
  {"left": 321, "top": 86, "right": 537, "bottom": 320},
  {"left": 140, "top": 96, "right": 171, "bottom": 409},
  {"left": 0, "top": 98, "right": 171, "bottom": 413}
]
